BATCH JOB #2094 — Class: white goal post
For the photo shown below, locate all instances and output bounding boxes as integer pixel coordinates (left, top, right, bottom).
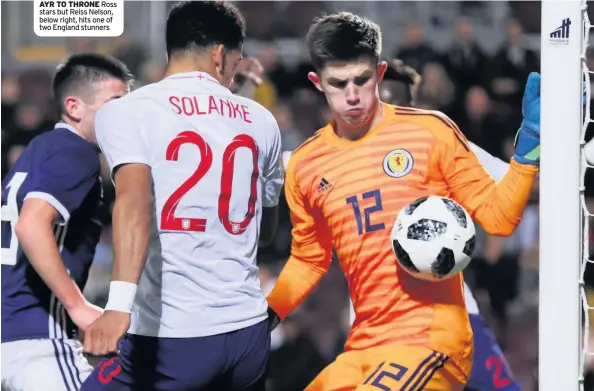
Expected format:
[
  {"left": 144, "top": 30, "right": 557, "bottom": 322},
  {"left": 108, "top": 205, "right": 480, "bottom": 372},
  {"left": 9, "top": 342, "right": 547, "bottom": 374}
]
[{"left": 539, "top": 1, "right": 584, "bottom": 391}]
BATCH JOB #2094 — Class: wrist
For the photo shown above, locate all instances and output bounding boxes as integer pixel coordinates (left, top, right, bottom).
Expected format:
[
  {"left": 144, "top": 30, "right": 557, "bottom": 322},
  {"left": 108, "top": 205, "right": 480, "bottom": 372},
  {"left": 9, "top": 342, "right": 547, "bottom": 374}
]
[
  {"left": 520, "top": 119, "right": 539, "bottom": 134},
  {"left": 63, "top": 293, "right": 87, "bottom": 312},
  {"left": 104, "top": 281, "right": 137, "bottom": 314}
]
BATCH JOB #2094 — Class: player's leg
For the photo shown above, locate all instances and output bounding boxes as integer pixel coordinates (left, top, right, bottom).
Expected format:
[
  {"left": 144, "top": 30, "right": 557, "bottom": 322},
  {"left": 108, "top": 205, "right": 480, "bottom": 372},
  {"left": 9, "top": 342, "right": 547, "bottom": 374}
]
[
  {"left": 304, "top": 350, "right": 364, "bottom": 391},
  {"left": 211, "top": 319, "right": 271, "bottom": 391},
  {"left": 79, "top": 333, "right": 137, "bottom": 391},
  {"left": 465, "top": 314, "right": 521, "bottom": 391},
  {"left": 81, "top": 333, "right": 229, "bottom": 390},
  {"left": 1, "top": 339, "right": 93, "bottom": 391},
  {"left": 355, "top": 345, "right": 469, "bottom": 391}
]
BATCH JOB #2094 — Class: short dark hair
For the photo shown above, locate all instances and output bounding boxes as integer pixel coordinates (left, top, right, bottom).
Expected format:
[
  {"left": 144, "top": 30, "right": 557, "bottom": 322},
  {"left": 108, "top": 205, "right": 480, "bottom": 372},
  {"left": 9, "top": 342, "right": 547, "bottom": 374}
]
[
  {"left": 52, "top": 53, "right": 133, "bottom": 115},
  {"left": 384, "top": 59, "right": 423, "bottom": 106},
  {"left": 307, "top": 12, "right": 382, "bottom": 71},
  {"left": 385, "top": 60, "right": 421, "bottom": 88},
  {"left": 166, "top": 1, "right": 246, "bottom": 57}
]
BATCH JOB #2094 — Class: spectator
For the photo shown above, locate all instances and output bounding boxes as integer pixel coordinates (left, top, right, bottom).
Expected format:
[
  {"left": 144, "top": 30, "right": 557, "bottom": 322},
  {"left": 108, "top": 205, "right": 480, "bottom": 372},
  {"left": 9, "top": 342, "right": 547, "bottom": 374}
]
[
  {"left": 110, "top": 32, "right": 148, "bottom": 77},
  {"left": 443, "top": 17, "right": 488, "bottom": 107},
  {"left": 6, "top": 144, "right": 26, "bottom": 168},
  {"left": 257, "top": 40, "right": 295, "bottom": 98},
  {"left": 416, "top": 63, "right": 456, "bottom": 112},
  {"left": 272, "top": 104, "right": 304, "bottom": 151},
  {"left": 67, "top": 37, "right": 100, "bottom": 56},
  {"left": 1, "top": 75, "right": 20, "bottom": 131},
  {"left": 138, "top": 61, "right": 166, "bottom": 87},
  {"left": 9, "top": 103, "right": 52, "bottom": 146},
  {"left": 456, "top": 86, "right": 507, "bottom": 159},
  {"left": 489, "top": 18, "right": 539, "bottom": 109},
  {"left": 291, "top": 88, "right": 323, "bottom": 137},
  {"left": 393, "top": 22, "right": 439, "bottom": 74}
]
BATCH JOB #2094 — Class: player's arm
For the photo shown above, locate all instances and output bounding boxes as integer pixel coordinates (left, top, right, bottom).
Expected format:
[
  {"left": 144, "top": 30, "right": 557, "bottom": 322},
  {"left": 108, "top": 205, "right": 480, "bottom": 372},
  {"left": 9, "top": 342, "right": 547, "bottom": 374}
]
[
  {"left": 110, "top": 164, "right": 152, "bottom": 288},
  {"left": 15, "top": 147, "right": 102, "bottom": 329},
  {"left": 94, "top": 100, "right": 152, "bottom": 311},
  {"left": 436, "top": 74, "right": 541, "bottom": 236},
  {"left": 260, "top": 112, "right": 284, "bottom": 247},
  {"left": 436, "top": 121, "right": 537, "bottom": 237},
  {"left": 15, "top": 202, "right": 86, "bottom": 310},
  {"left": 266, "top": 156, "right": 333, "bottom": 321},
  {"left": 83, "top": 99, "right": 151, "bottom": 355}
]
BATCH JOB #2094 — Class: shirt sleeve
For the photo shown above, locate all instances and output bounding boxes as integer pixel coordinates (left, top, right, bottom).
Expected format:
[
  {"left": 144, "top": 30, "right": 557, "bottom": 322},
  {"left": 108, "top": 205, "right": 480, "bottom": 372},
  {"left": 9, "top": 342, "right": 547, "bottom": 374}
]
[
  {"left": 261, "top": 113, "right": 284, "bottom": 207},
  {"left": 266, "top": 157, "right": 333, "bottom": 319},
  {"left": 432, "top": 113, "right": 538, "bottom": 236},
  {"left": 468, "top": 142, "right": 510, "bottom": 183},
  {"left": 95, "top": 99, "right": 150, "bottom": 174},
  {"left": 25, "top": 145, "right": 100, "bottom": 223},
  {"left": 281, "top": 151, "right": 293, "bottom": 170},
  {"left": 463, "top": 281, "right": 480, "bottom": 315}
]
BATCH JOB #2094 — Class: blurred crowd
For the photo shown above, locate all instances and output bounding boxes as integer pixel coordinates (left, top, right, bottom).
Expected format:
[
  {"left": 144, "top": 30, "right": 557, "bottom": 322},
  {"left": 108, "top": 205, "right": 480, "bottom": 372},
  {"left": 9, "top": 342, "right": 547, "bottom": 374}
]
[{"left": 4, "top": 2, "right": 594, "bottom": 390}]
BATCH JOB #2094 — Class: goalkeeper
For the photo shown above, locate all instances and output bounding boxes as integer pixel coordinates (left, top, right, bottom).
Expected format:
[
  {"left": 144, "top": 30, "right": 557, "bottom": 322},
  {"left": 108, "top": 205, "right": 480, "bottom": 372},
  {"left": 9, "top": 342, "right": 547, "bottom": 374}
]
[
  {"left": 280, "top": 59, "right": 524, "bottom": 391},
  {"left": 376, "top": 60, "right": 522, "bottom": 391},
  {"left": 268, "top": 12, "right": 540, "bottom": 390}
]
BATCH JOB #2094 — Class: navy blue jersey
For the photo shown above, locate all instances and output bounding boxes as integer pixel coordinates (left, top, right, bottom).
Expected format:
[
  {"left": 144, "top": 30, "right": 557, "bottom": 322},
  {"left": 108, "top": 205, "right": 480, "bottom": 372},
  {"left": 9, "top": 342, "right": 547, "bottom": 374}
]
[{"left": 1, "top": 124, "right": 103, "bottom": 343}]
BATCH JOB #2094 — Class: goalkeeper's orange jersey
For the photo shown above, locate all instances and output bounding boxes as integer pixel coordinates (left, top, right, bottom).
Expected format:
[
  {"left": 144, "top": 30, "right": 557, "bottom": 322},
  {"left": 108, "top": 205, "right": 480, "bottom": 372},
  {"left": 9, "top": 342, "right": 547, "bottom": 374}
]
[{"left": 267, "top": 103, "right": 537, "bottom": 373}]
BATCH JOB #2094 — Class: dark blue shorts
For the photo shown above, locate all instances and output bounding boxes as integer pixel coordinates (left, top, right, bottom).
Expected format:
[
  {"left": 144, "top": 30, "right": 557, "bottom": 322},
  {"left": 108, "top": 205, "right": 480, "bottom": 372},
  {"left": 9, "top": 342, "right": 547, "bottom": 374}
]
[
  {"left": 465, "top": 314, "right": 521, "bottom": 391},
  {"left": 81, "top": 319, "right": 270, "bottom": 391}
]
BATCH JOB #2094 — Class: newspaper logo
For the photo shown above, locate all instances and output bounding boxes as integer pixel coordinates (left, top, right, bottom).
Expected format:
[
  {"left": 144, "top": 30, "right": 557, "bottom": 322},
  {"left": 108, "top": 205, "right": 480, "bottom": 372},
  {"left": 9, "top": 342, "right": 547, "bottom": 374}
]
[{"left": 549, "top": 17, "right": 571, "bottom": 46}]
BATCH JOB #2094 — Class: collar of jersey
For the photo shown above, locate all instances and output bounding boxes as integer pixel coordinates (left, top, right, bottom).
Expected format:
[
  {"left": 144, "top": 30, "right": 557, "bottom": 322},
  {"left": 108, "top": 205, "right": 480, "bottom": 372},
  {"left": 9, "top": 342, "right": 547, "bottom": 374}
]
[
  {"left": 320, "top": 102, "right": 395, "bottom": 149},
  {"left": 54, "top": 122, "right": 99, "bottom": 151},
  {"left": 55, "top": 122, "right": 78, "bottom": 135},
  {"left": 166, "top": 71, "right": 226, "bottom": 88}
]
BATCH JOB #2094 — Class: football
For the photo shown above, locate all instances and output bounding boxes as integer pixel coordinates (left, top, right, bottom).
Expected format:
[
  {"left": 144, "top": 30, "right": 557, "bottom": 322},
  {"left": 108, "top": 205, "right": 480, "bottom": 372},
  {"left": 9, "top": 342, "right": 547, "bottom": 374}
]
[{"left": 390, "top": 195, "right": 476, "bottom": 281}]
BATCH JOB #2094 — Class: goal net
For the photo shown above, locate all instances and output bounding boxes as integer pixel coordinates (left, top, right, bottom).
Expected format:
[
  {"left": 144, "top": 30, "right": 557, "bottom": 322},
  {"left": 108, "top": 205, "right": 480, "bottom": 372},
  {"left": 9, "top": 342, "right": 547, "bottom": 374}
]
[
  {"left": 582, "top": 2, "right": 594, "bottom": 390},
  {"left": 540, "top": 1, "right": 590, "bottom": 390}
]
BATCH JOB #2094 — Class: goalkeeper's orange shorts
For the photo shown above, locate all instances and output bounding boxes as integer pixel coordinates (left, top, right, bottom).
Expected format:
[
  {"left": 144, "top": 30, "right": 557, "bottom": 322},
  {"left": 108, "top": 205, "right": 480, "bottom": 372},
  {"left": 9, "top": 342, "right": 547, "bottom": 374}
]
[{"left": 305, "top": 344, "right": 469, "bottom": 391}]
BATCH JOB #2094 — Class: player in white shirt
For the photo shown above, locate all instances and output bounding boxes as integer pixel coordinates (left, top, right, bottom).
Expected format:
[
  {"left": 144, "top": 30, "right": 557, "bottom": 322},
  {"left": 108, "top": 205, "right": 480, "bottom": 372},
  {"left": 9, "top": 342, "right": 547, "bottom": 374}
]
[{"left": 81, "top": 2, "right": 283, "bottom": 390}]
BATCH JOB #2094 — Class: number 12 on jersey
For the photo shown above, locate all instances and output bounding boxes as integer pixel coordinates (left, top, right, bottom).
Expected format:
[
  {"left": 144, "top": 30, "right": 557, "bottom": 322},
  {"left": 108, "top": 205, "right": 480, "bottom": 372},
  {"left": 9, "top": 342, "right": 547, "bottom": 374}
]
[
  {"left": 346, "top": 189, "right": 385, "bottom": 235},
  {"left": 160, "top": 131, "right": 258, "bottom": 236}
]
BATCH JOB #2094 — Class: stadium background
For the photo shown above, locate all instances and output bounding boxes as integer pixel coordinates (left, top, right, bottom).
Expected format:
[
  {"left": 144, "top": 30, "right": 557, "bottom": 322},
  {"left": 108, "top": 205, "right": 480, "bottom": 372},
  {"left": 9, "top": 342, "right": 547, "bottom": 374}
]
[{"left": 3, "top": 1, "right": 594, "bottom": 390}]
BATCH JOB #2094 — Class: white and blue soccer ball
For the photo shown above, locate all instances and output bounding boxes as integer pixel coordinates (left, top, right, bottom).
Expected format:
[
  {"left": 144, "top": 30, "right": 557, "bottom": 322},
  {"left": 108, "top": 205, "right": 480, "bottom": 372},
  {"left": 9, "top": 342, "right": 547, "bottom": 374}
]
[{"left": 390, "top": 195, "right": 476, "bottom": 282}]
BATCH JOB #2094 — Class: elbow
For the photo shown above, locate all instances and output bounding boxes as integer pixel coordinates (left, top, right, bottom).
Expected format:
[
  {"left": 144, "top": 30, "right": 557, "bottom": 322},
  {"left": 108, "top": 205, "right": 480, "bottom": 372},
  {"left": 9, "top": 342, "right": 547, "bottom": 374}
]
[
  {"left": 14, "top": 219, "right": 28, "bottom": 242},
  {"left": 14, "top": 215, "right": 53, "bottom": 248},
  {"left": 14, "top": 216, "right": 38, "bottom": 243},
  {"left": 475, "top": 209, "right": 521, "bottom": 237}
]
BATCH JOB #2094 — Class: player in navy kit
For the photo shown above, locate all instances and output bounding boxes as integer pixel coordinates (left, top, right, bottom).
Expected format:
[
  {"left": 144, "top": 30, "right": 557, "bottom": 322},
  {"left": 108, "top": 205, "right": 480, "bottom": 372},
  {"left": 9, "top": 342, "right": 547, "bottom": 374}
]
[
  {"left": 379, "top": 60, "right": 521, "bottom": 391},
  {"left": 1, "top": 54, "right": 132, "bottom": 391}
]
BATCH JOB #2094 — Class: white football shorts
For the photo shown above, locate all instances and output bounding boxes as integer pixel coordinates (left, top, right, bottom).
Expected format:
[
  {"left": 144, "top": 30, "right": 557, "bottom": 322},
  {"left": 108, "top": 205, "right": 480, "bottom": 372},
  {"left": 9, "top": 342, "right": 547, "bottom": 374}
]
[{"left": 1, "top": 338, "right": 93, "bottom": 391}]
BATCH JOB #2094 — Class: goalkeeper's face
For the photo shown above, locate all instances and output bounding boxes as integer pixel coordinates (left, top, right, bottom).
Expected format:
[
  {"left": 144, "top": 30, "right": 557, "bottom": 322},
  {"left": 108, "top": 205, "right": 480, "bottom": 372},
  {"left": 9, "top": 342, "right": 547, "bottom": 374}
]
[{"left": 309, "top": 58, "right": 387, "bottom": 128}]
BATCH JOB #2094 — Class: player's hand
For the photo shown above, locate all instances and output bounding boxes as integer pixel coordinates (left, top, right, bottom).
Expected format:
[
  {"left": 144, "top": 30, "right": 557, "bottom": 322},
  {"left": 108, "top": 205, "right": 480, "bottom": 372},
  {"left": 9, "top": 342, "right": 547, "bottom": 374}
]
[
  {"left": 67, "top": 300, "right": 104, "bottom": 331},
  {"left": 267, "top": 306, "right": 281, "bottom": 331},
  {"left": 231, "top": 57, "right": 264, "bottom": 92},
  {"left": 514, "top": 72, "right": 541, "bottom": 166},
  {"left": 83, "top": 310, "right": 130, "bottom": 356}
]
